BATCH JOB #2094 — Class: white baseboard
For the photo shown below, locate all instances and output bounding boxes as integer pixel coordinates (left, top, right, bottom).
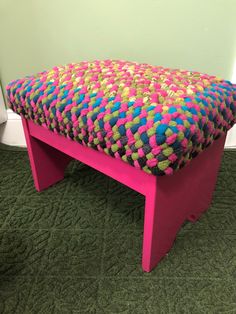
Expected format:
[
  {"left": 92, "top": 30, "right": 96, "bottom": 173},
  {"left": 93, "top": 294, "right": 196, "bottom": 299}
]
[
  {"left": 225, "top": 125, "right": 236, "bottom": 148},
  {"left": 1, "top": 109, "right": 236, "bottom": 149},
  {"left": 0, "top": 84, "right": 7, "bottom": 124},
  {"left": 0, "top": 109, "right": 26, "bottom": 147}
]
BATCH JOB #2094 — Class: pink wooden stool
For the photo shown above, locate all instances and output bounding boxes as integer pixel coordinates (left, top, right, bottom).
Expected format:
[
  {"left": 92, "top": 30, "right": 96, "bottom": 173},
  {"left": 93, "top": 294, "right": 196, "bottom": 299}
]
[{"left": 22, "top": 118, "right": 226, "bottom": 272}]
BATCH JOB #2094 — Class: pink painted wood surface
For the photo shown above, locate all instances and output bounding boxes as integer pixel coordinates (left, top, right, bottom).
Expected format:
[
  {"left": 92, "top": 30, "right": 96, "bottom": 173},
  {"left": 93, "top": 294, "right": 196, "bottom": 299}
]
[
  {"left": 22, "top": 118, "right": 226, "bottom": 272},
  {"left": 22, "top": 119, "right": 72, "bottom": 191},
  {"left": 26, "top": 119, "right": 155, "bottom": 196},
  {"left": 142, "top": 135, "right": 226, "bottom": 271}
]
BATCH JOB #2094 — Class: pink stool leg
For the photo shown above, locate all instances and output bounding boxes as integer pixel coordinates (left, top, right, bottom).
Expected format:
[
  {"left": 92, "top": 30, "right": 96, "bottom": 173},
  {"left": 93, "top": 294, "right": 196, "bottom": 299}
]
[
  {"left": 142, "top": 135, "right": 226, "bottom": 272},
  {"left": 22, "top": 119, "right": 72, "bottom": 192}
]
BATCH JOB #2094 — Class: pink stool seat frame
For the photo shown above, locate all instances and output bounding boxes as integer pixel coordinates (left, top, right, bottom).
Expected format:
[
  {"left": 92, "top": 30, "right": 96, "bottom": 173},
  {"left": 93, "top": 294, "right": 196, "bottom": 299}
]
[{"left": 22, "top": 118, "right": 226, "bottom": 272}]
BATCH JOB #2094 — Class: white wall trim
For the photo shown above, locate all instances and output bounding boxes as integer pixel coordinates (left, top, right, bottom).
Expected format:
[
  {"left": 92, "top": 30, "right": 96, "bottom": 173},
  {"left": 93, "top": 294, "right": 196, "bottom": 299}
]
[
  {"left": 0, "top": 83, "right": 7, "bottom": 124},
  {"left": 225, "top": 125, "right": 236, "bottom": 148},
  {"left": 0, "top": 109, "right": 26, "bottom": 147}
]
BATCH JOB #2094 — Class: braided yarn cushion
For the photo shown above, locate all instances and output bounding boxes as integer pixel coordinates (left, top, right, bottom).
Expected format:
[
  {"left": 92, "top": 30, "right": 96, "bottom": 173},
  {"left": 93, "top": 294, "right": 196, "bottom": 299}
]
[{"left": 6, "top": 60, "right": 236, "bottom": 176}]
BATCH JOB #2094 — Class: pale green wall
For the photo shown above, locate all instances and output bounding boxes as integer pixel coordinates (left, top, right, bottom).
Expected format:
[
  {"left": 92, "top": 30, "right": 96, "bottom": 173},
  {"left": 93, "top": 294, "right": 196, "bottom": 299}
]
[{"left": 0, "top": 0, "right": 236, "bottom": 94}]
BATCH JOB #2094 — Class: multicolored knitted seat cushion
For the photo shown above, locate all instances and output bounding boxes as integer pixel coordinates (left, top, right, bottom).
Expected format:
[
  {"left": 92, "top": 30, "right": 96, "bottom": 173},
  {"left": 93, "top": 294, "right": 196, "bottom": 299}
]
[{"left": 6, "top": 60, "right": 236, "bottom": 176}]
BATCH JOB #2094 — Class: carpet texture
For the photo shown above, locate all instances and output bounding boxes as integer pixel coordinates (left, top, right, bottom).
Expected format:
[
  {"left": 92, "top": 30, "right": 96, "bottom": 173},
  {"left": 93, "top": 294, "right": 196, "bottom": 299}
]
[{"left": 0, "top": 147, "right": 236, "bottom": 313}]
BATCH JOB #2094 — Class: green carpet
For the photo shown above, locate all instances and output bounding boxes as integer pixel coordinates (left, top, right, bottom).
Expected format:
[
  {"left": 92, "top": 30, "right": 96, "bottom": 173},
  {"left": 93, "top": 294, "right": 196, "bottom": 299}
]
[{"left": 0, "top": 147, "right": 236, "bottom": 313}]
